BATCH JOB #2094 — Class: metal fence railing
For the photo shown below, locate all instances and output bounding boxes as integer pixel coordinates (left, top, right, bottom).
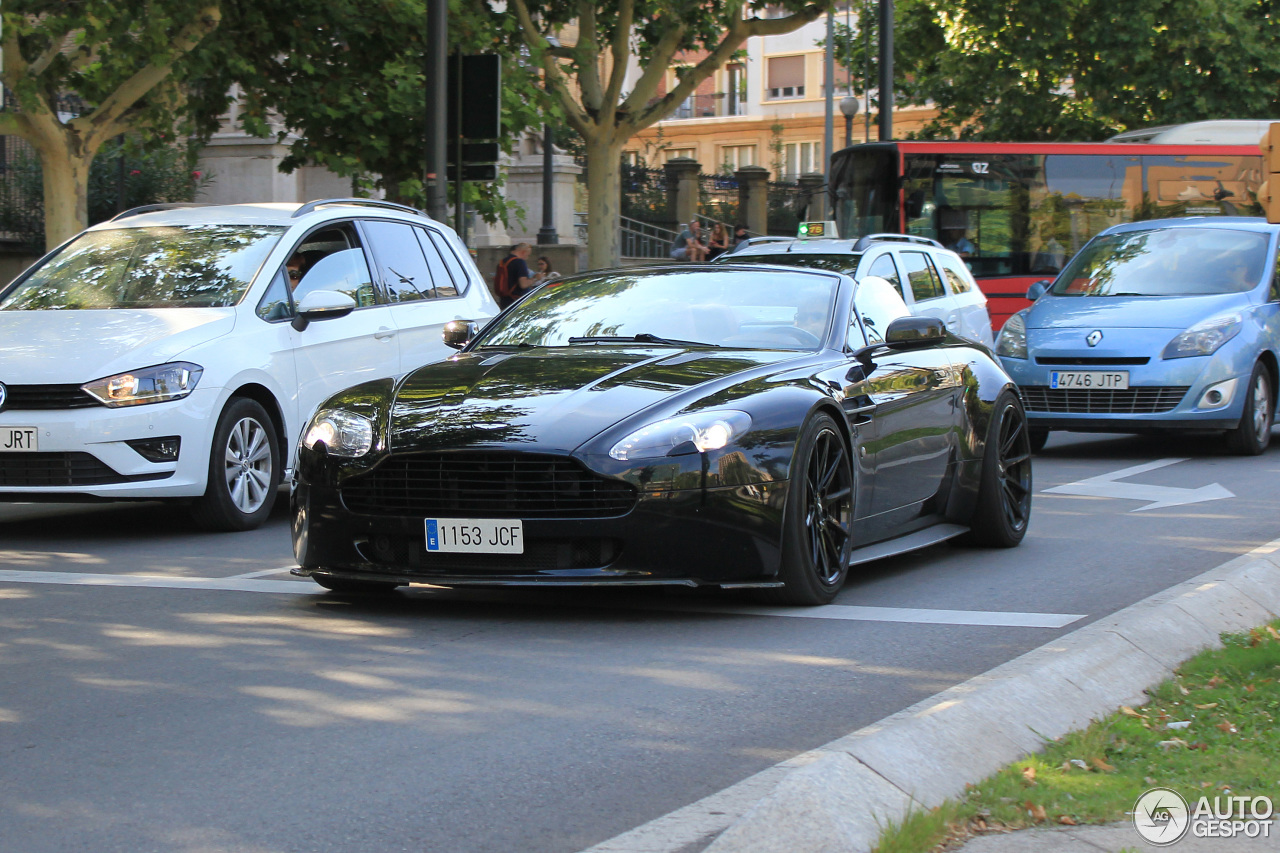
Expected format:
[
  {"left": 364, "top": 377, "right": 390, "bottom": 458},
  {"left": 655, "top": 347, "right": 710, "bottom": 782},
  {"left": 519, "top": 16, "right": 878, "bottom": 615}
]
[{"left": 620, "top": 215, "right": 679, "bottom": 260}]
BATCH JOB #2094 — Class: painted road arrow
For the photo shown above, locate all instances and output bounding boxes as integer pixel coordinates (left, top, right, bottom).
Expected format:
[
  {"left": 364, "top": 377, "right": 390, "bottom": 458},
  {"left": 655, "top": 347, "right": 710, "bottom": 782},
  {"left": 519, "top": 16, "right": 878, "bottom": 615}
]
[{"left": 1042, "top": 457, "right": 1235, "bottom": 512}]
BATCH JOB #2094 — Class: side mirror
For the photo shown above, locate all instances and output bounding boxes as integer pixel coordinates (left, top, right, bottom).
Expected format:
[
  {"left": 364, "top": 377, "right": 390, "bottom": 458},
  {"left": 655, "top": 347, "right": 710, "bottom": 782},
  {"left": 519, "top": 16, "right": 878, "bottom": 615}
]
[
  {"left": 884, "top": 315, "right": 947, "bottom": 348},
  {"left": 291, "top": 290, "right": 357, "bottom": 331},
  {"left": 1026, "top": 280, "right": 1050, "bottom": 301},
  {"left": 443, "top": 319, "right": 479, "bottom": 350}
]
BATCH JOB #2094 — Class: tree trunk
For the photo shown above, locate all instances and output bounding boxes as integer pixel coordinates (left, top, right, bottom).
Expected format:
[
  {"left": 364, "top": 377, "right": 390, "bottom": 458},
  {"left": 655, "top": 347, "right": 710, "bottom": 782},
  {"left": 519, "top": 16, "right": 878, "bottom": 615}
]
[
  {"left": 583, "top": 131, "right": 623, "bottom": 270},
  {"left": 40, "top": 142, "right": 92, "bottom": 251}
]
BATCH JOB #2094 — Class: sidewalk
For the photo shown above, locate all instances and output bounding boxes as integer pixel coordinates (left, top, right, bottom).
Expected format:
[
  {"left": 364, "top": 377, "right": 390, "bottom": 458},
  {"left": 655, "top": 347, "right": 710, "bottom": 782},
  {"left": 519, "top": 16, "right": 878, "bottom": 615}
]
[
  {"left": 698, "top": 541, "right": 1280, "bottom": 853},
  {"left": 953, "top": 822, "right": 1278, "bottom": 852}
]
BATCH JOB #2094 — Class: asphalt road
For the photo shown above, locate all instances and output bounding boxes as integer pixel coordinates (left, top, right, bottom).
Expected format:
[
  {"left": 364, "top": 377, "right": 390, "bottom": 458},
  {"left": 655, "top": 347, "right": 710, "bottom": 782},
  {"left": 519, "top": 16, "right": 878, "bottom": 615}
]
[{"left": 2, "top": 430, "right": 1278, "bottom": 853}]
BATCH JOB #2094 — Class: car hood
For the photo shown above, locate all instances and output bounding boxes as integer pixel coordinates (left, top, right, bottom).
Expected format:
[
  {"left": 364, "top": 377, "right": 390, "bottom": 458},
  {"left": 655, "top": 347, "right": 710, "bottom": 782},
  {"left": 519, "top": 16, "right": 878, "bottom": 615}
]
[
  {"left": 1024, "top": 292, "right": 1252, "bottom": 330},
  {"left": 389, "top": 347, "right": 800, "bottom": 453},
  {"left": 0, "top": 308, "right": 236, "bottom": 383}
]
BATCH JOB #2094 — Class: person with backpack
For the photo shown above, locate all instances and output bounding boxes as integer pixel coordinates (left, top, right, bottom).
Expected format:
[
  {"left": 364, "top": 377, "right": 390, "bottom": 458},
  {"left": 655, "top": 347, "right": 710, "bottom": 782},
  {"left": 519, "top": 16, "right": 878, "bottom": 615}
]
[{"left": 494, "top": 242, "right": 535, "bottom": 308}]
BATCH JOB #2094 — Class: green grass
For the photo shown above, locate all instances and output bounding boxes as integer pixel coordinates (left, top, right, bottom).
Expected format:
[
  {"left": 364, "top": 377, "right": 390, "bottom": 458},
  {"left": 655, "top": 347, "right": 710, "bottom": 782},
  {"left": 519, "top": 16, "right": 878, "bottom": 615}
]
[{"left": 872, "top": 620, "right": 1280, "bottom": 852}]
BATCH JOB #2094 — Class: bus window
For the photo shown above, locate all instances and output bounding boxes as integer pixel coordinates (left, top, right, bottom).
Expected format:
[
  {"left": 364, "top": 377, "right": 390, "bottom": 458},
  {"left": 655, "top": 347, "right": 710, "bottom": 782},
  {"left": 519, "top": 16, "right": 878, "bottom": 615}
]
[
  {"left": 1031, "top": 154, "right": 1138, "bottom": 272},
  {"left": 1140, "top": 155, "right": 1263, "bottom": 219},
  {"left": 832, "top": 144, "right": 897, "bottom": 238}
]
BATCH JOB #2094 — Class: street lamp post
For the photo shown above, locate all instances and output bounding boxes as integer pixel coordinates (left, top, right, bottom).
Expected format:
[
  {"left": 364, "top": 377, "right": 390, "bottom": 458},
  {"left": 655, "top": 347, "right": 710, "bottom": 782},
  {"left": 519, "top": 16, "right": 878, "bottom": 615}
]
[
  {"left": 537, "top": 124, "right": 558, "bottom": 244},
  {"left": 839, "top": 96, "right": 860, "bottom": 149}
]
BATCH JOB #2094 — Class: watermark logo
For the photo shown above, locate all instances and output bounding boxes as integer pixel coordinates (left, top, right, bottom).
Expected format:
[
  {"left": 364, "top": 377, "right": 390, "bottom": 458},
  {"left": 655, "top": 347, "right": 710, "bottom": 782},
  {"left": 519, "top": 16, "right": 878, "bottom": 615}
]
[
  {"left": 1134, "top": 788, "right": 1274, "bottom": 844},
  {"left": 1134, "top": 788, "right": 1190, "bottom": 845}
]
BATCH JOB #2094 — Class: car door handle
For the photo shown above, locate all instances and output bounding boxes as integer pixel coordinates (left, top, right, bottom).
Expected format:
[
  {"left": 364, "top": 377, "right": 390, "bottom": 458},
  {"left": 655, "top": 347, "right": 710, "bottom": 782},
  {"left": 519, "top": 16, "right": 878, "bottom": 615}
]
[{"left": 374, "top": 327, "right": 396, "bottom": 341}]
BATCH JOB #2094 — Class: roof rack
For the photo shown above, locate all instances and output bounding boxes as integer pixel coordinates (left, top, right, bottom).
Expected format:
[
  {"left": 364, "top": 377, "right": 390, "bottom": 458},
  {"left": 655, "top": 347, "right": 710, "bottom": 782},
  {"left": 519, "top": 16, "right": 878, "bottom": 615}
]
[
  {"left": 728, "top": 236, "right": 796, "bottom": 253},
  {"left": 851, "top": 233, "right": 944, "bottom": 251},
  {"left": 110, "top": 203, "right": 211, "bottom": 222},
  {"left": 292, "top": 198, "right": 425, "bottom": 219}
]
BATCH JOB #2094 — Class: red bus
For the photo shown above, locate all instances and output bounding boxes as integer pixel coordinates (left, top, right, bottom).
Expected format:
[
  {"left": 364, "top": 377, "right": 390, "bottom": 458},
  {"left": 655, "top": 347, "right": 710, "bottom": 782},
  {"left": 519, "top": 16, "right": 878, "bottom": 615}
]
[{"left": 829, "top": 138, "right": 1265, "bottom": 328}]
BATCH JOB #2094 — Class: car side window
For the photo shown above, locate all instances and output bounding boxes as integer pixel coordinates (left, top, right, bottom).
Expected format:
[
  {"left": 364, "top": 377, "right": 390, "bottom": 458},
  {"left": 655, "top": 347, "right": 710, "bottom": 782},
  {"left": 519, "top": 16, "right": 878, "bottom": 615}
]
[
  {"left": 899, "top": 251, "right": 945, "bottom": 302},
  {"left": 363, "top": 220, "right": 435, "bottom": 302},
  {"left": 864, "top": 254, "right": 903, "bottom": 299},
  {"left": 1271, "top": 251, "right": 1280, "bottom": 302},
  {"left": 934, "top": 253, "right": 975, "bottom": 295},
  {"left": 417, "top": 228, "right": 460, "bottom": 299},
  {"left": 421, "top": 228, "right": 465, "bottom": 298},
  {"left": 256, "top": 270, "right": 294, "bottom": 321},
  {"left": 293, "top": 248, "right": 379, "bottom": 307},
  {"left": 851, "top": 275, "right": 911, "bottom": 346}
]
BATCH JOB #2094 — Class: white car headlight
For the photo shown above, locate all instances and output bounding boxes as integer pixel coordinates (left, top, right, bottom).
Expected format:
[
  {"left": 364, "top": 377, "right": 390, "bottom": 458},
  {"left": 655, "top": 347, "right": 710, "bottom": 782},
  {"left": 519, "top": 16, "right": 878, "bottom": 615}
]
[
  {"left": 995, "top": 313, "right": 1027, "bottom": 359},
  {"left": 303, "top": 409, "right": 374, "bottom": 458},
  {"left": 82, "top": 362, "right": 202, "bottom": 407},
  {"left": 609, "top": 411, "right": 752, "bottom": 461},
  {"left": 1163, "top": 314, "right": 1242, "bottom": 359}
]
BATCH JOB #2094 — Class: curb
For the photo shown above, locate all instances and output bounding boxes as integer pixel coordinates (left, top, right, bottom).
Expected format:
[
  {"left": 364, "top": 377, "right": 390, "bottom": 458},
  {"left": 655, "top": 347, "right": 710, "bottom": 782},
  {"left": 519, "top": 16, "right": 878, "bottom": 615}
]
[
  {"left": 582, "top": 539, "right": 1280, "bottom": 853},
  {"left": 701, "top": 541, "right": 1280, "bottom": 853}
]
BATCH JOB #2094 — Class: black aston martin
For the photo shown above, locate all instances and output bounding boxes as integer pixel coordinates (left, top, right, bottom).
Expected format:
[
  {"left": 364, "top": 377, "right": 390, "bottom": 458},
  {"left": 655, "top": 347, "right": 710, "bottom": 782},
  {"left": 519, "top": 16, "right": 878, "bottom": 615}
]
[{"left": 290, "top": 265, "right": 1031, "bottom": 605}]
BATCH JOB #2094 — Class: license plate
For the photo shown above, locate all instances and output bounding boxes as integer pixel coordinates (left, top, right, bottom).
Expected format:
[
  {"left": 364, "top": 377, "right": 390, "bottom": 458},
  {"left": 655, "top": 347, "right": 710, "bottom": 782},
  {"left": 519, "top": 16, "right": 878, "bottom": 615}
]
[
  {"left": 425, "top": 518, "right": 524, "bottom": 554},
  {"left": 0, "top": 427, "right": 38, "bottom": 452},
  {"left": 1050, "top": 371, "right": 1129, "bottom": 390}
]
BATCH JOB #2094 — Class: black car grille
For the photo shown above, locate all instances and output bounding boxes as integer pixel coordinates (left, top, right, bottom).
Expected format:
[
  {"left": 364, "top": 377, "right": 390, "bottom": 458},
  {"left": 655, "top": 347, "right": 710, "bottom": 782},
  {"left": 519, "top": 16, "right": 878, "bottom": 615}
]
[
  {"left": 357, "top": 534, "right": 622, "bottom": 573},
  {"left": 1, "top": 384, "right": 99, "bottom": 410},
  {"left": 1020, "top": 386, "right": 1190, "bottom": 414},
  {"left": 341, "top": 452, "right": 638, "bottom": 519},
  {"left": 0, "top": 452, "right": 170, "bottom": 486}
]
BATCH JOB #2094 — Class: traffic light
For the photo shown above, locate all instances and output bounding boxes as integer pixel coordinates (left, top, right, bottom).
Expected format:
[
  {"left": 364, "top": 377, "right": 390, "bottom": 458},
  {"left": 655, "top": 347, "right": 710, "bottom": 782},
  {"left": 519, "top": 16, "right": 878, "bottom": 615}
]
[{"left": 1259, "top": 123, "right": 1280, "bottom": 223}]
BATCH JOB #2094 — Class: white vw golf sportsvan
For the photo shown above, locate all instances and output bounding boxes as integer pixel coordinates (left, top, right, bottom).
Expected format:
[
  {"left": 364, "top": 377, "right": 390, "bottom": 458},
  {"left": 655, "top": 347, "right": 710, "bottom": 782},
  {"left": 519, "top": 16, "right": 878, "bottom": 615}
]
[{"left": 0, "top": 199, "right": 498, "bottom": 530}]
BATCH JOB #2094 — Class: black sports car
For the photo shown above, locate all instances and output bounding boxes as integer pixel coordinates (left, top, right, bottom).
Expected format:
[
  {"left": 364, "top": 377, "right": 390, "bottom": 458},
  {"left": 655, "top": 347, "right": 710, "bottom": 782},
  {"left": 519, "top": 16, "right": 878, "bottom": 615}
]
[{"left": 291, "top": 265, "right": 1031, "bottom": 605}]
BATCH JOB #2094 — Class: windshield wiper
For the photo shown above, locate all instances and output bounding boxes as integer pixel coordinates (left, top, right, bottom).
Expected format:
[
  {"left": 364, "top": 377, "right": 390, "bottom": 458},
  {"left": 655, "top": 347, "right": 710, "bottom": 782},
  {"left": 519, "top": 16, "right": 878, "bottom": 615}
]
[{"left": 567, "top": 333, "right": 719, "bottom": 347}]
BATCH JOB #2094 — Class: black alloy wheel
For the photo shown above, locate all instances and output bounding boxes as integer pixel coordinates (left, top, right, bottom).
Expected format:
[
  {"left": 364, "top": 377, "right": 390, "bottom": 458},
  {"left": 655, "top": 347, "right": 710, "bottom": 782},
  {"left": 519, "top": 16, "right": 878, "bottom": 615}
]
[
  {"left": 766, "top": 412, "right": 855, "bottom": 606},
  {"left": 963, "top": 391, "right": 1032, "bottom": 547}
]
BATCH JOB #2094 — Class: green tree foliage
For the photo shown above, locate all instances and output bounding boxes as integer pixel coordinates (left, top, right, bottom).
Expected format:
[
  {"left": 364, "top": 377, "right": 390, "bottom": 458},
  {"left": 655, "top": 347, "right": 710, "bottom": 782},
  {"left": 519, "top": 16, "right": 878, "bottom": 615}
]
[
  {"left": 509, "top": 0, "right": 829, "bottom": 268},
  {"left": 833, "top": 0, "right": 1280, "bottom": 141},
  {"left": 0, "top": 1, "right": 222, "bottom": 249},
  {"left": 186, "top": 0, "right": 544, "bottom": 225}
]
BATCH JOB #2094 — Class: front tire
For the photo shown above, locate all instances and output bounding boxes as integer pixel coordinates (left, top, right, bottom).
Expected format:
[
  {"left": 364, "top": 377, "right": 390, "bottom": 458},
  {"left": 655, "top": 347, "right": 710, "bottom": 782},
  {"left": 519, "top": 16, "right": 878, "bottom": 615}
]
[
  {"left": 764, "top": 413, "right": 854, "bottom": 606},
  {"left": 1028, "top": 428, "right": 1050, "bottom": 453},
  {"left": 191, "top": 398, "right": 281, "bottom": 531},
  {"left": 1225, "top": 364, "right": 1273, "bottom": 456},
  {"left": 963, "top": 390, "right": 1032, "bottom": 547}
]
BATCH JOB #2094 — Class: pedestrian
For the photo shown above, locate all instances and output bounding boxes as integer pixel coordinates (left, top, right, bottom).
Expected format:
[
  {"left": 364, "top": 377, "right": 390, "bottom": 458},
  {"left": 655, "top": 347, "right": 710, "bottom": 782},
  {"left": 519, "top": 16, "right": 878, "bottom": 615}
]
[
  {"left": 670, "top": 220, "right": 707, "bottom": 262},
  {"left": 494, "top": 242, "right": 534, "bottom": 308},
  {"left": 706, "top": 223, "right": 729, "bottom": 261},
  {"left": 532, "top": 256, "right": 557, "bottom": 284},
  {"left": 731, "top": 223, "right": 750, "bottom": 252}
]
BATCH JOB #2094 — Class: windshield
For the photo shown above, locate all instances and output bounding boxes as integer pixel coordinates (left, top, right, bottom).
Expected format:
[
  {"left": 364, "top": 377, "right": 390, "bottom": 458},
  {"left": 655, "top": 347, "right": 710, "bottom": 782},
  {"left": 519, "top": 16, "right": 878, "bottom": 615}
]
[
  {"left": 715, "top": 253, "right": 860, "bottom": 274},
  {"left": 475, "top": 268, "right": 840, "bottom": 350},
  {"left": 1050, "top": 227, "right": 1269, "bottom": 297},
  {"left": 0, "top": 225, "right": 285, "bottom": 310}
]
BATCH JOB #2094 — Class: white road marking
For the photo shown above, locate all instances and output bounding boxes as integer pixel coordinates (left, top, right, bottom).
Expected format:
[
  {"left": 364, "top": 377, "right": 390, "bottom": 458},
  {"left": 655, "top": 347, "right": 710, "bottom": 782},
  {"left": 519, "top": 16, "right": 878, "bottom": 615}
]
[
  {"left": 651, "top": 602, "right": 1084, "bottom": 628},
  {"left": 0, "top": 570, "right": 316, "bottom": 595},
  {"left": 0, "top": 570, "right": 1083, "bottom": 627},
  {"left": 1042, "top": 457, "right": 1235, "bottom": 512}
]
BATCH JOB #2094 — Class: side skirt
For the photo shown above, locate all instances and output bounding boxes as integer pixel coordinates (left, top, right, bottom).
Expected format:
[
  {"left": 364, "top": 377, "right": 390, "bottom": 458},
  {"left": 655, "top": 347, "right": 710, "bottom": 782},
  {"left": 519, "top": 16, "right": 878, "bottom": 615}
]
[{"left": 847, "top": 523, "right": 969, "bottom": 567}]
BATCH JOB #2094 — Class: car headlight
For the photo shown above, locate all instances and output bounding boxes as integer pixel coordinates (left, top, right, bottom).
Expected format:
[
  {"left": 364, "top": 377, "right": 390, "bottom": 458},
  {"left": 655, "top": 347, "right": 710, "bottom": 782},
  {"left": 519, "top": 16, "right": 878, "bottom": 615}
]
[
  {"left": 82, "top": 362, "right": 203, "bottom": 407},
  {"left": 609, "top": 411, "right": 752, "bottom": 461},
  {"left": 302, "top": 409, "right": 374, "bottom": 458},
  {"left": 995, "top": 313, "right": 1027, "bottom": 359},
  {"left": 1163, "top": 314, "right": 1242, "bottom": 359}
]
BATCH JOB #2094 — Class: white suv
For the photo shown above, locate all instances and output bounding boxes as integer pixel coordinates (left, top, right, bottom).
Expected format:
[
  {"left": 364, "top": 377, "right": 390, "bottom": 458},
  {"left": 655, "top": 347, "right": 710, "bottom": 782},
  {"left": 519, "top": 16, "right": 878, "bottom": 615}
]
[
  {"left": 0, "top": 199, "right": 498, "bottom": 530},
  {"left": 717, "top": 234, "right": 995, "bottom": 348}
]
